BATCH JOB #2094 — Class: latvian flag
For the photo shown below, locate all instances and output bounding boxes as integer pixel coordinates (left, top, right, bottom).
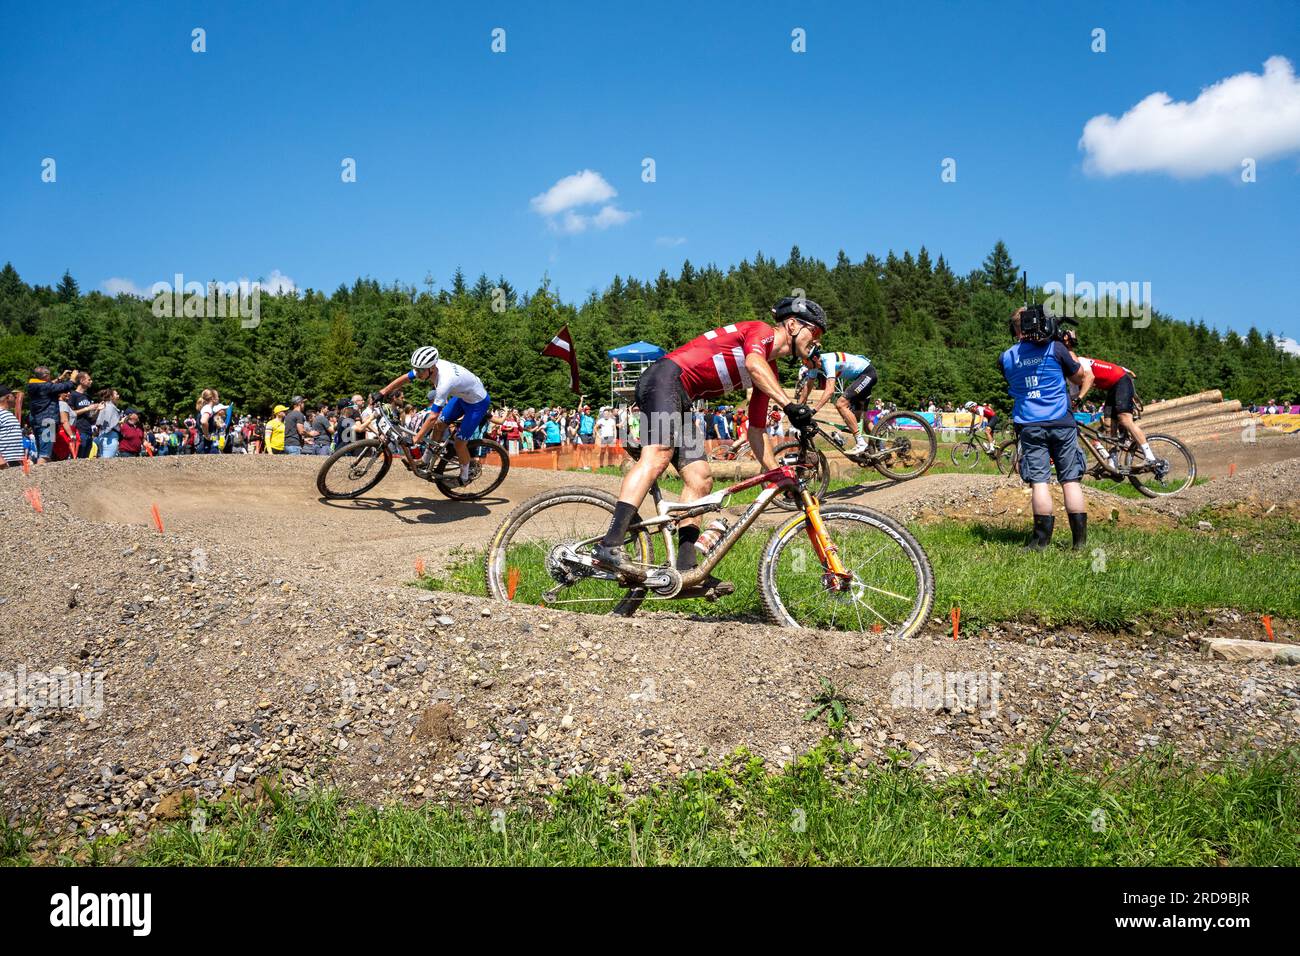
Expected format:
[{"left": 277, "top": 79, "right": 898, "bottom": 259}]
[{"left": 541, "top": 325, "right": 581, "bottom": 394}]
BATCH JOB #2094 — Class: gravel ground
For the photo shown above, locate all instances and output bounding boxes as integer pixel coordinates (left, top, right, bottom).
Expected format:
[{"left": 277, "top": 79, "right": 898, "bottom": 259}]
[{"left": 2, "top": 455, "right": 1298, "bottom": 849}]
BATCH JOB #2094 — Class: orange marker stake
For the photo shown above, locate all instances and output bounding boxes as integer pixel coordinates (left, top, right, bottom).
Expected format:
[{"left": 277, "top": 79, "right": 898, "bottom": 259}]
[
  {"left": 1228, "top": 462, "right": 1237, "bottom": 477},
  {"left": 951, "top": 606, "right": 961, "bottom": 641},
  {"left": 1263, "top": 615, "right": 1275, "bottom": 642},
  {"left": 871, "top": 622, "right": 883, "bottom": 634},
  {"left": 21, "top": 457, "right": 30, "bottom": 476},
  {"left": 507, "top": 566, "right": 520, "bottom": 601},
  {"left": 24, "top": 487, "right": 43, "bottom": 513},
  {"left": 151, "top": 503, "right": 164, "bottom": 533},
  {"left": 415, "top": 558, "right": 426, "bottom": 577}
]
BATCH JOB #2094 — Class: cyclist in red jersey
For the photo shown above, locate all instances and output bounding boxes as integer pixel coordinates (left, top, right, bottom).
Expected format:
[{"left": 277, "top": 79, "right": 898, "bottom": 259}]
[
  {"left": 962, "top": 401, "right": 997, "bottom": 446},
  {"left": 594, "top": 297, "right": 826, "bottom": 582},
  {"left": 1061, "top": 330, "right": 1154, "bottom": 473}
]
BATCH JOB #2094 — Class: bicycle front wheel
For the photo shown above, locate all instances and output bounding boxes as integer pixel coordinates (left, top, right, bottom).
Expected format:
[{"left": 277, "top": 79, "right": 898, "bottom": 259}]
[
  {"left": 949, "top": 441, "right": 982, "bottom": 470},
  {"left": 316, "top": 439, "right": 392, "bottom": 499},
  {"left": 758, "top": 504, "right": 934, "bottom": 636},
  {"left": 485, "top": 488, "right": 654, "bottom": 615},
  {"left": 771, "top": 440, "right": 830, "bottom": 511}
]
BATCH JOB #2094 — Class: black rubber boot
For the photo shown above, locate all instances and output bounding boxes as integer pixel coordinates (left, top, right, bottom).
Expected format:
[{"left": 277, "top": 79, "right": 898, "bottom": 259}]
[
  {"left": 1067, "top": 511, "right": 1088, "bottom": 551},
  {"left": 1023, "top": 514, "right": 1055, "bottom": 551}
]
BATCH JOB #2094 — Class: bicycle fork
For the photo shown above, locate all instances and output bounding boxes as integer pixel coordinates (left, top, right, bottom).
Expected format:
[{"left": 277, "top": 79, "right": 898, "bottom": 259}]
[{"left": 800, "top": 491, "right": 852, "bottom": 592}]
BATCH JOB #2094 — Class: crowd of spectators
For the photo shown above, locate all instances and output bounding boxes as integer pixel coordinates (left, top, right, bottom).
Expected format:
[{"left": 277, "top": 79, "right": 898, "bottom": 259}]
[{"left": 4, "top": 362, "right": 1112, "bottom": 473}]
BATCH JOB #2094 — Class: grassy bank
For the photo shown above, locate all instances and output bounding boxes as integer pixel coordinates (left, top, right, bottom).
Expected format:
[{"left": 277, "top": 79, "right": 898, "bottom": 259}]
[
  {"left": 423, "top": 507, "right": 1300, "bottom": 629},
  {"left": 11, "top": 742, "right": 1297, "bottom": 866}
]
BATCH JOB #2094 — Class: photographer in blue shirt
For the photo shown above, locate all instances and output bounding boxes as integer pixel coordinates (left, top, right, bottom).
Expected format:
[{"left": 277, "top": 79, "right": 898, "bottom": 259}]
[{"left": 1000, "top": 307, "right": 1095, "bottom": 551}]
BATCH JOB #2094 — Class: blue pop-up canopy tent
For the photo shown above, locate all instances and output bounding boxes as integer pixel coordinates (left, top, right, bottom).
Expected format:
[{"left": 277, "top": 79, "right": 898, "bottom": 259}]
[
  {"left": 607, "top": 341, "right": 665, "bottom": 362},
  {"left": 608, "top": 341, "right": 665, "bottom": 400}
]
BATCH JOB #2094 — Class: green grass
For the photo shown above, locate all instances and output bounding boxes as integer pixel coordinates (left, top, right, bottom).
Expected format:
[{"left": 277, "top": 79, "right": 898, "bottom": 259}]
[
  {"left": 30, "top": 741, "right": 1298, "bottom": 866},
  {"left": 423, "top": 510, "right": 1300, "bottom": 630}
]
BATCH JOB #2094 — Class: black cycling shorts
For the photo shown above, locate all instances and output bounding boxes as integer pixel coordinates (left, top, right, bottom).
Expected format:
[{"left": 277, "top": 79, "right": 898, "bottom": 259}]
[
  {"left": 633, "top": 358, "right": 706, "bottom": 471},
  {"left": 844, "top": 364, "right": 878, "bottom": 412},
  {"left": 1104, "top": 374, "right": 1136, "bottom": 416}
]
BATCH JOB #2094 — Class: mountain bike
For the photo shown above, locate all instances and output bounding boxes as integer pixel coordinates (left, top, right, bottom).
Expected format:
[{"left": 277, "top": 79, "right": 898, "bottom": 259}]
[
  {"left": 767, "top": 410, "right": 938, "bottom": 511},
  {"left": 706, "top": 436, "right": 757, "bottom": 463},
  {"left": 994, "top": 420, "right": 1195, "bottom": 497},
  {"left": 484, "top": 424, "right": 934, "bottom": 636},
  {"left": 949, "top": 420, "right": 1011, "bottom": 471},
  {"left": 316, "top": 401, "right": 509, "bottom": 501}
]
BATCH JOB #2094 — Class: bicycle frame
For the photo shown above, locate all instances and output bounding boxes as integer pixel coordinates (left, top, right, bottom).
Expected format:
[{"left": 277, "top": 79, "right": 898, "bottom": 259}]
[{"left": 622, "top": 444, "right": 850, "bottom": 591}]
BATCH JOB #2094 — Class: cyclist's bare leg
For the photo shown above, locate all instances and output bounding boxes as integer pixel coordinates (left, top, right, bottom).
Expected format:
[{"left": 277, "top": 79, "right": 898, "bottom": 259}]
[
  {"left": 1117, "top": 412, "right": 1147, "bottom": 450},
  {"left": 833, "top": 395, "right": 859, "bottom": 434}
]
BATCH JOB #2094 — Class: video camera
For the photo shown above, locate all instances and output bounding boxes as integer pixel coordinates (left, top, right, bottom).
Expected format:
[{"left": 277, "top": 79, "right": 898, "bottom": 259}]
[{"left": 1014, "top": 272, "right": 1079, "bottom": 344}]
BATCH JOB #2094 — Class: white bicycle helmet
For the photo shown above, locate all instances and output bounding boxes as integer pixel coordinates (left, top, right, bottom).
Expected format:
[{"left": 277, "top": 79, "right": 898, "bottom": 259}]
[
  {"left": 410, "top": 346, "right": 439, "bottom": 370},
  {"left": 963, "top": 401, "right": 977, "bottom": 410}
]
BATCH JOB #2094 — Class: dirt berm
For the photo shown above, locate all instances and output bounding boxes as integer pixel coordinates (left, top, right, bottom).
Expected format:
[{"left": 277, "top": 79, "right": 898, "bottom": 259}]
[{"left": 1, "top": 456, "right": 1297, "bottom": 848}]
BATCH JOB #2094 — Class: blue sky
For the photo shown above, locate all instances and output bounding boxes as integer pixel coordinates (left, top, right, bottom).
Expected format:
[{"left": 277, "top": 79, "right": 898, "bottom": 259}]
[{"left": 1, "top": 0, "right": 1298, "bottom": 344}]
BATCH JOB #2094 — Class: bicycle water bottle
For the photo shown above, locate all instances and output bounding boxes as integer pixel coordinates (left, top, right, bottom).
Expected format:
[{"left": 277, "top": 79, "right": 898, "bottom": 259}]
[{"left": 694, "top": 518, "right": 730, "bottom": 555}]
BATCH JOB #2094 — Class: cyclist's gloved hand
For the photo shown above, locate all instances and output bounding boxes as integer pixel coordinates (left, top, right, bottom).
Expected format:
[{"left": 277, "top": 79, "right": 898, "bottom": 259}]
[
  {"left": 784, "top": 403, "right": 815, "bottom": 428},
  {"left": 370, "top": 391, "right": 385, "bottom": 406}
]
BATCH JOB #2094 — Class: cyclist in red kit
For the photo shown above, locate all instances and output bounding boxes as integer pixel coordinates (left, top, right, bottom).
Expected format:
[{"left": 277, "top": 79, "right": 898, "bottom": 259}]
[
  {"left": 1062, "top": 329, "right": 1157, "bottom": 474},
  {"left": 594, "top": 297, "right": 826, "bottom": 581}
]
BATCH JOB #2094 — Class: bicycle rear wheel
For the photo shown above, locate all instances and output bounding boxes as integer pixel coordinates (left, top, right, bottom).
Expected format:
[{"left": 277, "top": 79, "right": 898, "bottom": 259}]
[
  {"left": 758, "top": 504, "right": 934, "bottom": 636},
  {"left": 994, "top": 437, "right": 1019, "bottom": 476},
  {"left": 484, "top": 488, "right": 653, "bottom": 615},
  {"left": 434, "top": 438, "right": 510, "bottom": 500},
  {"left": 1123, "top": 433, "right": 1195, "bottom": 497},
  {"left": 316, "top": 439, "right": 392, "bottom": 499},
  {"left": 870, "top": 411, "right": 937, "bottom": 481}
]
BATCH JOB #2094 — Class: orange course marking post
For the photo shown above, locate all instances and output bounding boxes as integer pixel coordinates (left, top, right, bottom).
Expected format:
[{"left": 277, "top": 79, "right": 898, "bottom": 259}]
[
  {"left": 21, "top": 457, "right": 30, "bottom": 476},
  {"left": 951, "top": 606, "right": 961, "bottom": 641},
  {"left": 24, "top": 487, "right": 44, "bottom": 513},
  {"left": 1263, "top": 615, "right": 1275, "bottom": 642},
  {"left": 151, "top": 503, "right": 164, "bottom": 533},
  {"left": 1228, "top": 462, "right": 1236, "bottom": 477},
  {"left": 415, "top": 558, "right": 426, "bottom": 577},
  {"left": 507, "top": 566, "right": 520, "bottom": 601}
]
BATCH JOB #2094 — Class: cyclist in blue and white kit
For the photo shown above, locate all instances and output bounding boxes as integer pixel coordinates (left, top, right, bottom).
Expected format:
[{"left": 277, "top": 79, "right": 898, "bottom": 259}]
[
  {"left": 376, "top": 346, "right": 490, "bottom": 486},
  {"left": 797, "top": 347, "right": 878, "bottom": 454}
]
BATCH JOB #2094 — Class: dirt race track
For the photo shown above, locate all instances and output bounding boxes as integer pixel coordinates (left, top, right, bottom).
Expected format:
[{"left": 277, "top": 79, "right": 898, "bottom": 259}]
[{"left": 1, "top": 435, "right": 1298, "bottom": 846}]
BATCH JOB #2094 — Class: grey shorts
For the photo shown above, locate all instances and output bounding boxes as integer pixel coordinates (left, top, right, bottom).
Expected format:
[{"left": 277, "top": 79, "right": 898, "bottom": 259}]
[{"left": 1017, "top": 424, "right": 1086, "bottom": 484}]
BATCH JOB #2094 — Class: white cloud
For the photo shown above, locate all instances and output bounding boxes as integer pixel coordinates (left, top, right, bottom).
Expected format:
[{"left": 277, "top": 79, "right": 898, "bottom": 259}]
[
  {"left": 260, "top": 269, "right": 296, "bottom": 294},
  {"left": 531, "top": 170, "right": 635, "bottom": 234},
  {"left": 1277, "top": 336, "right": 1300, "bottom": 356},
  {"left": 556, "top": 204, "right": 636, "bottom": 234},
  {"left": 239, "top": 270, "right": 297, "bottom": 294},
  {"left": 103, "top": 277, "right": 149, "bottom": 297},
  {"left": 1079, "top": 56, "right": 1300, "bottom": 178},
  {"left": 530, "top": 169, "right": 617, "bottom": 215},
  {"left": 655, "top": 236, "right": 687, "bottom": 247}
]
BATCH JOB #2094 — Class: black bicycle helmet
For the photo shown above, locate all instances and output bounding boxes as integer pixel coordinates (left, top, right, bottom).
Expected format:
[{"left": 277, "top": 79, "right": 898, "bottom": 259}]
[{"left": 772, "top": 296, "right": 827, "bottom": 331}]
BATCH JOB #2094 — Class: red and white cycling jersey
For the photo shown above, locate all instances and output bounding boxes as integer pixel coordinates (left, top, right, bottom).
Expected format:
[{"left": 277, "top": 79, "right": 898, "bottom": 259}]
[
  {"left": 973, "top": 404, "right": 996, "bottom": 421},
  {"left": 667, "top": 321, "right": 777, "bottom": 420},
  {"left": 1079, "top": 356, "right": 1132, "bottom": 390}
]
